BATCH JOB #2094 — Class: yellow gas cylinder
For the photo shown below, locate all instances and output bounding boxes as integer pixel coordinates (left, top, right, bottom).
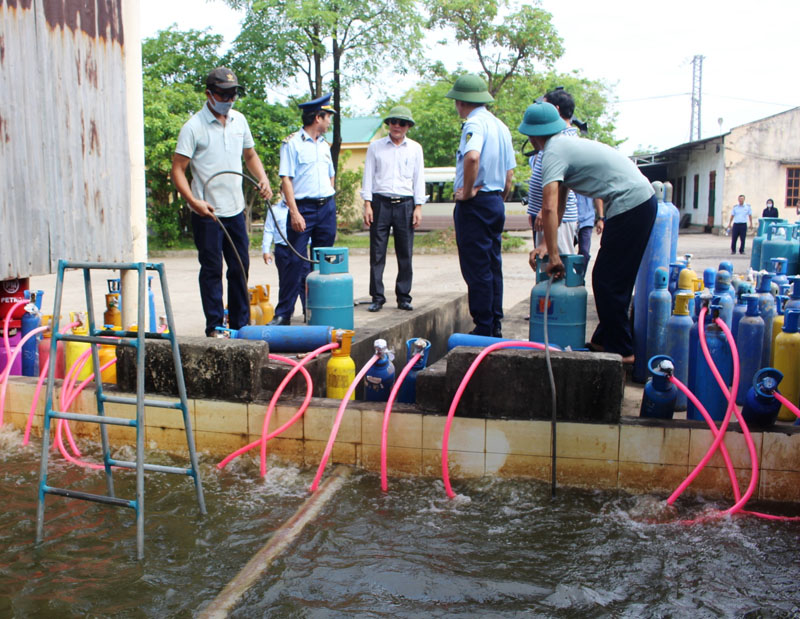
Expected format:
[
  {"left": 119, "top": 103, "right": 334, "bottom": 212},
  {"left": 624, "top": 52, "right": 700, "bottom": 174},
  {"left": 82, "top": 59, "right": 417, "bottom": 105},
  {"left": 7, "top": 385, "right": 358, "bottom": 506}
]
[
  {"left": 327, "top": 329, "right": 356, "bottom": 400},
  {"left": 774, "top": 309, "right": 800, "bottom": 421},
  {"left": 65, "top": 312, "right": 92, "bottom": 381},
  {"left": 249, "top": 288, "right": 263, "bottom": 325},
  {"left": 256, "top": 285, "right": 274, "bottom": 324},
  {"left": 103, "top": 293, "right": 122, "bottom": 329},
  {"left": 98, "top": 334, "right": 118, "bottom": 384},
  {"left": 770, "top": 296, "right": 788, "bottom": 366}
]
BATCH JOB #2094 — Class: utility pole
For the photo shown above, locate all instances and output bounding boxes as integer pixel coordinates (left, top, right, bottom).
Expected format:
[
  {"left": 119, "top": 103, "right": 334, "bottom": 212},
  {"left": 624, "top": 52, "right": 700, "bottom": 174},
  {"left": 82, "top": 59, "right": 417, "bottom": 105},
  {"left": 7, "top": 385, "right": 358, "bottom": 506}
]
[{"left": 689, "top": 54, "right": 704, "bottom": 142}]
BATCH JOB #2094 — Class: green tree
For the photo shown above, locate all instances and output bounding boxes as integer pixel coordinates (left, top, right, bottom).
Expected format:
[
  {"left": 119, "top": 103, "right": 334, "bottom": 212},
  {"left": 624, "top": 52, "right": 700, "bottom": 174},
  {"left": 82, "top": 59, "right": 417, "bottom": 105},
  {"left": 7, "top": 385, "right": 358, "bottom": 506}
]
[
  {"left": 426, "top": 0, "right": 564, "bottom": 96},
  {"left": 224, "top": 0, "right": 425, "bottom": 170}
]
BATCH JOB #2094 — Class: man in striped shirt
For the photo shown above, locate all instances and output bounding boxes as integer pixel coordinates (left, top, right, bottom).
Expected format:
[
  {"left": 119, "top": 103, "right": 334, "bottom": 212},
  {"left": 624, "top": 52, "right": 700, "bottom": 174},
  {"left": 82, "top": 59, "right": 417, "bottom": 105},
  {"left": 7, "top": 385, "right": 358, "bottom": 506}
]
[{"left": 527, "top": 88, "right": 579, "bottom": 256}]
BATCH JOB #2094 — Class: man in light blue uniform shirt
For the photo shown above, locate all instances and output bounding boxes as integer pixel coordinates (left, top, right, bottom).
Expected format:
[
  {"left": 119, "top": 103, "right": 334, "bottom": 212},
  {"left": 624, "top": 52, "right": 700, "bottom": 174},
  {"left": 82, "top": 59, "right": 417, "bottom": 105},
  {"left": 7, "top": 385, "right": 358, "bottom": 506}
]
[
  {"left": 172, "top": 67, "right": 272, "bottom": 336},
  {"left": 726, "top": 194, "right": 753, "bottom": 255},
  {"left": 446, "top": 74, "right": 516, "bottom": 337},
  {"left": 270, "top": 94, "right": 337, "bottom": 325}
]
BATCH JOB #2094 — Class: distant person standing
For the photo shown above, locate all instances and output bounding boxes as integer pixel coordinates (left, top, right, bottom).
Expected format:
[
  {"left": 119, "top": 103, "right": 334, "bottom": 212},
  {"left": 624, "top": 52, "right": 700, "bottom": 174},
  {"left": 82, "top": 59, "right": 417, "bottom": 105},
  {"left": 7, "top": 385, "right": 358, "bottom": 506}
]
[
  {"left": 172, "top": 67, "right": 273, "bottom": 336},
  {"left": 270, "top": 94, "right": 337, "bottom": 326},
  {"left": 762, "top": 198, "right": 778, "bottom": 218},
  {"left": 361, "top": 106, "right": 426, "bottom": 312},
  {"left": 727, "top": 194, "right": 753, "bottom": 255},
  {"left": 445, "top": 74, "right": 516, "bottom": 337}
]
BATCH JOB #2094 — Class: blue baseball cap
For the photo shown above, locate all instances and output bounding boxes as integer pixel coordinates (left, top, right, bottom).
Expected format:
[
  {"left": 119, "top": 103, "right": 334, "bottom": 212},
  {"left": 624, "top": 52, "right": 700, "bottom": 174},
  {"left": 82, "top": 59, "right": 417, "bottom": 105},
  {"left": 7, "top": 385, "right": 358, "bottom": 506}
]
[{"left": 298, "top": 93, "right": 337, "bottom": 114}]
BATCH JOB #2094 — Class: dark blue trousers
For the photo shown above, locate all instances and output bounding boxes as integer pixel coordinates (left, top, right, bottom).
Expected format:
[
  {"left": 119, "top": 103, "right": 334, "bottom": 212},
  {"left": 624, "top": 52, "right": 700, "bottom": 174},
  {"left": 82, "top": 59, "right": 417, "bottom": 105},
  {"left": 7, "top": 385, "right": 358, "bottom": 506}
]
[
  {"left": 191, "top": 211, "right": 250, "bottom": 335},
  {"left": 274, "top": 197, "right": 336, "bottom": 320},
  {"left": 731, "top": 222, "right": 747, "bottom": 254},
  {"left": 454, "top": 191, "right": 505, "bottom": 336},
  {"left": 369, "top": 195, "right": 415, "bottom": 305},
  {"left": 590, "top": 195, "right": 657, "bottom": 357}
]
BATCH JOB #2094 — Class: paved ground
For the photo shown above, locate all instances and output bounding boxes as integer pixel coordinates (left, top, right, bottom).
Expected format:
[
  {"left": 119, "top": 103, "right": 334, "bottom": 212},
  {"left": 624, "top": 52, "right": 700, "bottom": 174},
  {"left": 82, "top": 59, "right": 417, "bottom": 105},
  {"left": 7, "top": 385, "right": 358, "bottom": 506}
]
[{"left": 29, "top": 230, "right": 748, "bottom": 343}]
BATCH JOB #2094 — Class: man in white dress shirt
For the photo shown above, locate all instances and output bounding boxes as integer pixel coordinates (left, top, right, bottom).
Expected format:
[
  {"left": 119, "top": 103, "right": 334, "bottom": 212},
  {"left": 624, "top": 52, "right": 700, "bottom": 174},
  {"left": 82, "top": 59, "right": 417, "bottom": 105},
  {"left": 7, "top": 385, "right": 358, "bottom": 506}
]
[{"left": 361, "top": 106, "right": 426, "bottom": 312}]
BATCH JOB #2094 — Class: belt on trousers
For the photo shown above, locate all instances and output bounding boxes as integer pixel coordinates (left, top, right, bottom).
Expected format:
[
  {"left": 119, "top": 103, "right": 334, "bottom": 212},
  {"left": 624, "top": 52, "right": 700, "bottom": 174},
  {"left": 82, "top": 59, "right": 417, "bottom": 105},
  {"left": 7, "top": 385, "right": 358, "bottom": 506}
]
[
  {"left": 374, "top": 194, "right": 413, "bottom": 204},
  {"left": 296, "top": 197, "right": 331, "bottom": 206}
]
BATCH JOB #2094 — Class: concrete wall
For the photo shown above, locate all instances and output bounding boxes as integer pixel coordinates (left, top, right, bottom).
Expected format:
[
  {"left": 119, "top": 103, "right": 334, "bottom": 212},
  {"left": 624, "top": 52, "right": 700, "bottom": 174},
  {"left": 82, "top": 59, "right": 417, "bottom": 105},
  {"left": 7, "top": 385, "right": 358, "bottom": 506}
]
[
  {"left": 7, "top": 377, "right": 800, "bottom": 503},
  {"left": 667, "top": 140, "right": 725, "bottom": 228}
]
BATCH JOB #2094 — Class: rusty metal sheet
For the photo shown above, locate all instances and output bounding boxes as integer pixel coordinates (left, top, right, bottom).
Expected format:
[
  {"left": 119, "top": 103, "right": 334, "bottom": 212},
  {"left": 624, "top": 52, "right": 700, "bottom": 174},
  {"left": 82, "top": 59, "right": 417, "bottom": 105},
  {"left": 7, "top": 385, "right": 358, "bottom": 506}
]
[{"left": 0, "top": 0, "right": 131, "bottom": 280}]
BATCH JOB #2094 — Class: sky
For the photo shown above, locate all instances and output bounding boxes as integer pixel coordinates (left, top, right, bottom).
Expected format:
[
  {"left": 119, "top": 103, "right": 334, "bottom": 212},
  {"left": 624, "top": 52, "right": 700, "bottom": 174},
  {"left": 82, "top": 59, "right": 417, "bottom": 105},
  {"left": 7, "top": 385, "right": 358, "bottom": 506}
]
[{"left": 138, "top": 0, "right": 800, "bottom": 155}]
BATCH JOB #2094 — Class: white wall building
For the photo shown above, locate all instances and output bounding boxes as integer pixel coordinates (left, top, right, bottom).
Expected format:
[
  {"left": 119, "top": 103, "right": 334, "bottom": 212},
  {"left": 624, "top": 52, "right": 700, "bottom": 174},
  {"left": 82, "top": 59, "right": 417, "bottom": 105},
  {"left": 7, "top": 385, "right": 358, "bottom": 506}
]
[{"left": 634, "top": 107, "right": 800, "bottom": 232}]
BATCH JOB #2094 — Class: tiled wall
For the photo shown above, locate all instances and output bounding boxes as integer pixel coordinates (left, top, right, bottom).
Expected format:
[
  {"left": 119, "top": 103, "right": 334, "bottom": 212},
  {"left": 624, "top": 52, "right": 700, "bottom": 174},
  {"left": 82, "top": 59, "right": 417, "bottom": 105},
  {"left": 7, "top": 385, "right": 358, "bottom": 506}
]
[{"left": 6, "top": 378, "right": 800, "bottom": 502}]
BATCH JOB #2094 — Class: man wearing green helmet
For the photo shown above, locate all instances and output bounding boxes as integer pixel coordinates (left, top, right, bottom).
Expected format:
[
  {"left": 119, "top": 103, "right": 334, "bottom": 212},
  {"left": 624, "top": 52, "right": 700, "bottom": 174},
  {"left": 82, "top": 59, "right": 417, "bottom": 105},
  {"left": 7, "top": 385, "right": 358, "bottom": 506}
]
[
  {"left": 518, "top": 101, "right": 656, "bottom": 362},
  {"left": 361, "top": 105, "right": 426, "bottom": 312},
  {"left": 446, "top": 74, "right": 516, "bottom": 337}
]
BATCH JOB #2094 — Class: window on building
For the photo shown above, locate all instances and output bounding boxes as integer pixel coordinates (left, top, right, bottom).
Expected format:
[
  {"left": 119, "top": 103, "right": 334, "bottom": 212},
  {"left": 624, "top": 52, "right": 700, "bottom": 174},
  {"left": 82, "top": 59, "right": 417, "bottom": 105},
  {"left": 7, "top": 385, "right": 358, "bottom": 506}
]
[
  {"left": 787, "top": 168, "right": 800, "bottom": 208},
  {"left": 693, "top": 174, "right": 699, "bottom": 209}
]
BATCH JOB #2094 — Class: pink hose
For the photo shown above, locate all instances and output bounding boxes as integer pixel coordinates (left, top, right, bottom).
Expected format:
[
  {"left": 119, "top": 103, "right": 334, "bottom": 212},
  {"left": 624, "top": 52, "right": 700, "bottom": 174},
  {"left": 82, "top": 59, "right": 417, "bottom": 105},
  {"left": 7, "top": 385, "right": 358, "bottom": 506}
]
[
  {"left": 442, "top": 341, "right": 551, "bottom": 499},
  {"left": 0, "top": 325, "right": 48, "bottom": 426},
  {"left": 670, "top": 375, "right": 741, "bottom": 501},
  {"left": 774, "top": 392, "right": 800, "bottom": 419},
  {"left": 23, "top": 321, "right": 80, "bottom": 445},
  {"left": 667, "top": 308, "right": 741, "bottom": 505},
  {"left": 2, "top": 299, "right": 28, "bottom": 374},
  {"left": 217, "top": 354, "right": 314, "bottom": 470},
  {"left": 381, "top": 352, "right": 422, "bottom": 492},
  {"left": 310, "top": 354, "right": 380, "bottom": 492},
  {"left": 260, "top": 343, "right": 339, "bottom": 477}
]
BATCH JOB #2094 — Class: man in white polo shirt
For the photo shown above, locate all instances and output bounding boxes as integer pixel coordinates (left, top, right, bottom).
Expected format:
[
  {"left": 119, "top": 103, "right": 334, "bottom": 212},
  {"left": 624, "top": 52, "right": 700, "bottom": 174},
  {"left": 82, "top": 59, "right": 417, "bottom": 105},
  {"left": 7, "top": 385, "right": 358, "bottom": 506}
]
[
  {"left": 172, "top": 68, "right": 272, "bottom": 336},
  {"left": 361, "top": 105, "right": 426, "bottom": 312},
  {"left": 726, "top": 194, "right": 753, "bottom": 255}
]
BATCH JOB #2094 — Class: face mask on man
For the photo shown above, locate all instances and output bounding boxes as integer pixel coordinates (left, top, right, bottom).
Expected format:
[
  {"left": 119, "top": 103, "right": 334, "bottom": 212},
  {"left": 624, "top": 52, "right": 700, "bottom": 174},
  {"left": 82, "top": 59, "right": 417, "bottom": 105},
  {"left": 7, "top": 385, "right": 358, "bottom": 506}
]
[{"left": 207, "top": 92, "right": 235, "bottom": 116}]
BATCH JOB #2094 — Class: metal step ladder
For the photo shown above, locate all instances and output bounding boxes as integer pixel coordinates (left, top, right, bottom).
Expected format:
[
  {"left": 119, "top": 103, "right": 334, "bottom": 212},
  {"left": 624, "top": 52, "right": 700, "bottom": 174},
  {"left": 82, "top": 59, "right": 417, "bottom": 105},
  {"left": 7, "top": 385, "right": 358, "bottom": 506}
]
[{"left": 35, "top": 260, "right": 206, "bottom": 559}]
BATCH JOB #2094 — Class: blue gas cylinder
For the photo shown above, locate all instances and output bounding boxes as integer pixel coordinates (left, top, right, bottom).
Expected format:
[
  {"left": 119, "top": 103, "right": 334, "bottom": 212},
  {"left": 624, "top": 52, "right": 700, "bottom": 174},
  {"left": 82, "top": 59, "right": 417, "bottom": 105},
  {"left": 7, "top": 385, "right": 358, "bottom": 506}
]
[
  {"left": 663, "top": 182, "right": 680, "bottom": 263},
  {"left": 791, "top": 224, "right": 800, "bottom": 275},
  {"left": 632, "top": 196, "right": 673, "bottom": 382},
  {"left": 364, "top": 339, "right": 395, "bottom": 402},
  {"left": 718, "top": 261, "right": 737, "bottom": 299},
  {"left": 689, "top": 303, "right": 733, "bottom": 422},
  {"left": 666, "top": 292, "right": 693, "bottom": 411},
  {"left": 306, "top": 247, "right": 354, "bottom": 330},
  {"left": 756, "top": 272, "right": 776, "bottom": 368},
  {"left": 702, "top": 268, "right": 716, "bottom": 292},
  {"left": 640, "top": 355, "right": 678, "bottom": 419},
  {"left": 761, "top": 224, "right": 793, "bottom": 271},
  {"left": 226, "top": 324, "right": 333, "bottom": 352},
  {"left": 20, "top": 294, "right": 42, "bottom": 377},
  {"left": 735, "top": 294, "right": 765, "bottom": 405},
  {"left": 741, "top": 368, "right": 783, "bottom": 430},
  {"left": 751, "top": 217, "right": 785, "bottom": 271},
  {"left": 397, "top": 338, "right": 432, "bottom": 404},
  {"left": 645, "top": 267, "right": 672, "bottom": 364},
  {"left": 731, "top": 281, "right": 754, "bottom": 341},
  {"left": 447, "top": 333, "right": 553, "bottom": 351},
  {"left": 712, "top": 270, "right": 734, "bottom": 326},
  {"left": 529, "top": 254, "right": 587, "bottom": 351},
  {"left": 667, "top": 262, "right": 685, "bottom": 301},
  {"left": 770, "top": 257, "right": 789, "bottom": 288},
  {"left": 785, "top": 276, "right": 800, "bottom": 312},
  {"left": 686, "top": 292, "right": 712, "bottom": 419}
]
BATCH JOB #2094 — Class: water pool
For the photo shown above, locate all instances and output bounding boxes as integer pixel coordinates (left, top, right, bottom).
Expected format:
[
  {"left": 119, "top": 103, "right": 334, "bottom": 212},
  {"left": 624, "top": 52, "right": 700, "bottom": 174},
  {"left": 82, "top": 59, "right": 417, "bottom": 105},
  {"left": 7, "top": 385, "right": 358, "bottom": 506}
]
[{"left": 2, "top": 426, "right": 799, "bottom": 617}]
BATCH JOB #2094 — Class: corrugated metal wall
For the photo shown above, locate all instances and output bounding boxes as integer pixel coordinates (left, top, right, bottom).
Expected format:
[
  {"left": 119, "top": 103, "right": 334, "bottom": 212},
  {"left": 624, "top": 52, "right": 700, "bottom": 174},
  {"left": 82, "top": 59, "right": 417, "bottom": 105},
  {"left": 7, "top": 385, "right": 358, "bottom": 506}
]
[{"left": 0, "top": 0, "right": 132, "bottom": 279}]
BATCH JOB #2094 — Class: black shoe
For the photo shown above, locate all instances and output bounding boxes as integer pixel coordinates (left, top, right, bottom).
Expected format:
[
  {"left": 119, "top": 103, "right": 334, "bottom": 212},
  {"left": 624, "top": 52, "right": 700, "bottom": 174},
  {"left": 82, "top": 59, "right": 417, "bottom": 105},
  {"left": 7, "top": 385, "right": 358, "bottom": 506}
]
[
  {"left": 268, "top": 315, "right": 290, "bottom": 326},
  {"left": 492, "top": 329, "right": 502, "bottom": 338},
  {"left": 367, "top": 301, "right": 384, "bottom": 312},
  {"left": 739, "top": 251, "right": 745, "bottom": 255},
  {"left": 397, "top": 301, "right": 413, "bottom": 311}
]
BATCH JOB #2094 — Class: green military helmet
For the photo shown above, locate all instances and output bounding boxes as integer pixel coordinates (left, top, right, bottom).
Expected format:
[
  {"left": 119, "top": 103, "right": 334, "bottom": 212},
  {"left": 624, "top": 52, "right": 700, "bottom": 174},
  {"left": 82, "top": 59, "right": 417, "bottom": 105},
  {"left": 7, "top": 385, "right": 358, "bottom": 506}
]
[
  {"left": 384, "top": 105, "right": 415, "bottom": 126},
  {"left": 518, "top": 101, "right": 566, "bottom": 136},
  {"left": 445, "top": 73, "right": 494, "bottom": 104}
]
